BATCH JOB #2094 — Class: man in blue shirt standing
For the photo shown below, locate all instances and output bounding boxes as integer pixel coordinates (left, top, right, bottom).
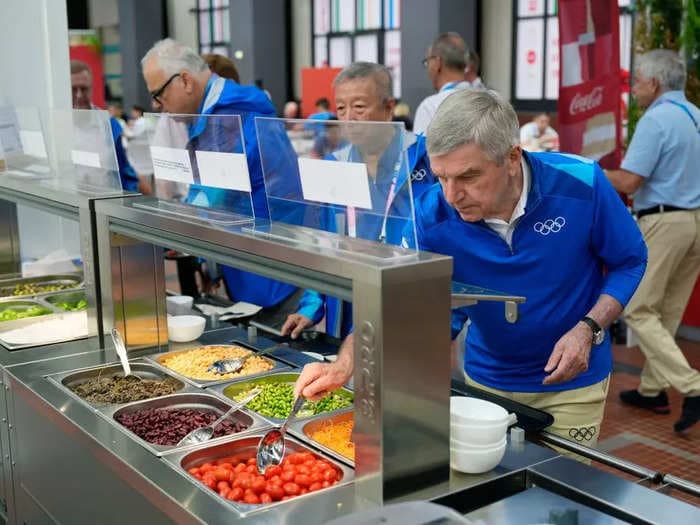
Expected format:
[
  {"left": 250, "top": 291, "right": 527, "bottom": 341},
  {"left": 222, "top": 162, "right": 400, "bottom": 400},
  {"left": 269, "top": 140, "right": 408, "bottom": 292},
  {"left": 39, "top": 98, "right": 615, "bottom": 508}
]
[
  {"left": 295, "top": 89, "right": 647, "bottom": 449},
  {"left": 606, "top": 49, "right": 700, "bottom": 432},
  {"left": 141, "top": 39, "right": 299, "bottom": 320}
]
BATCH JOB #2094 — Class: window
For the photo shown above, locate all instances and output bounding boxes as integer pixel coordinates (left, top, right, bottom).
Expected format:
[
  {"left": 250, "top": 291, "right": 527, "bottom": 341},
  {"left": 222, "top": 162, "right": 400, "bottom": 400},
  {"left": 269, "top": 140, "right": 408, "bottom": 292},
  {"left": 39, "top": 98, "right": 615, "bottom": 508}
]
[
  {"left": 312, "top": 0, "right": 402, "bottom": 97},
  {"left": 511, "top": 0, "right": 633, "bottom": 111},
  {"left": 194, "top": 0, "right": 230, "bottom": 56}
]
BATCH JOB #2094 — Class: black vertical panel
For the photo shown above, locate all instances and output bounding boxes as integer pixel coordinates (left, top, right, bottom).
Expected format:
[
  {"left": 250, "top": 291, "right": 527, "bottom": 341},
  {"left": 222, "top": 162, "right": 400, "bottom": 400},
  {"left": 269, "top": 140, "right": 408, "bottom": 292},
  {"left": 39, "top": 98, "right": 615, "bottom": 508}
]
[
  {"left": 67, "top": 0, "right": 90, "bottom": 30},
  {"left": 118, "top": 0, "right": 166, "bottom": 108},
  {"left": 401, "top": 0, "right": 478, "bottom": 113}
]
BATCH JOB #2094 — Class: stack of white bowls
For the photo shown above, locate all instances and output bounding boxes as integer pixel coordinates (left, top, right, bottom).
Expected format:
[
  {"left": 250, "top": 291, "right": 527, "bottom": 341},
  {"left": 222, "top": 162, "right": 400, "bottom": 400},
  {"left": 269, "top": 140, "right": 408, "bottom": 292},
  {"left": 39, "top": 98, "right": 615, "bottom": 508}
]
[{"left": 450, "top": 396, "right": 517, "bottom": 474}]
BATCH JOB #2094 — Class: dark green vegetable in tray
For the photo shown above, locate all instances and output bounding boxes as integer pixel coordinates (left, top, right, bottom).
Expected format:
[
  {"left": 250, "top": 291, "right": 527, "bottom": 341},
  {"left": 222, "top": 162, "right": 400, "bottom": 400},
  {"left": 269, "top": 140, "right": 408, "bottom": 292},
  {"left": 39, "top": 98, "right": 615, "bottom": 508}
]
[{"left": 232, "top": 383, "right": 352, "bottom": 419}]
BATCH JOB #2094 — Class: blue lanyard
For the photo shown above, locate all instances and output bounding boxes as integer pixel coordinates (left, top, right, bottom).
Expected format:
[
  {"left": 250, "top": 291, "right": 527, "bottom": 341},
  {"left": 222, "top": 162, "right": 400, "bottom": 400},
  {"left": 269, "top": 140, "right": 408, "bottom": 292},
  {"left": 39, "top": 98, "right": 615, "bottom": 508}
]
[
  {"left": 441, "top": 82, "right": 460, "bottom": 92},
  {"left": 662, "top": 99, "right": 700, "bottom": 134}
]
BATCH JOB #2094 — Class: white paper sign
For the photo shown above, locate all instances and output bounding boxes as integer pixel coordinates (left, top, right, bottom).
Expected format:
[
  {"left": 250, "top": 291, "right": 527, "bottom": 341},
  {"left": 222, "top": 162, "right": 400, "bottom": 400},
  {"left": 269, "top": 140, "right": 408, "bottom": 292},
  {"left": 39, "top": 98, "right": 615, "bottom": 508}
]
[
  {"left": 195, "top": 150, "right": 251, "bottom": 192},
  {"left": 150, "top": 146, "right": 194, "bottom": 184},
  {"left": 298, "top": 157, "right": 372, "bottom": 209},
  {"left": 19, "top": 130, "right": 48, "bottom": 158},
  {"left": 71, "top": 150, "right": 101, "bottom": 168},
  {"left": 0, "top": 118, "right": 21, "bottom": 155}
]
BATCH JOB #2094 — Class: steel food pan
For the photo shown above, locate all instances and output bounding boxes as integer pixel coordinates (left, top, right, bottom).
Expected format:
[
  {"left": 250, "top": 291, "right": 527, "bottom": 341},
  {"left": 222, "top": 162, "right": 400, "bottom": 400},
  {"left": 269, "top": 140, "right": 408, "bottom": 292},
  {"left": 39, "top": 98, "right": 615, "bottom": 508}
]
[
  {"left": 144, "top": 344, "right": 289, "bottom": 388},
  {"left": 46, "top": 359, "right": 191, "bottom": 412},
  {"left": 0, "top": 273, "right": 83, "bottom": 299},
  {"left": 210, "top": 372, "right": 354, "bottom": 424},
  {"left": 106, "top": 392, "right": 266, "bottom": 456},
  {"left": 163, "top": 433, "right": 354, "bottom": 518},
  {"left": 288, "top": 409, "right": 355, "bottom": 467},
  {"left": 43, "top": 290, "right": 87, "bottom": 312}
]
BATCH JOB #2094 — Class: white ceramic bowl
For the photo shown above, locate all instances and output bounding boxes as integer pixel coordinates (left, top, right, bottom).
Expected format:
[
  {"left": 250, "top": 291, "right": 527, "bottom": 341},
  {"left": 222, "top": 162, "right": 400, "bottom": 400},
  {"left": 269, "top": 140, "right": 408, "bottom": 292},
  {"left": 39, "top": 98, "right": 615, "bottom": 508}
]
[
  {"left": 166, "top": 295, "right": 194, "bottom": 316},
  {"left": 450, "top": 439, "right": 507, "bottom": 474},
  {"left": 167, "top": 315, "right": 205, "bottom": 342},
  {"left": 450, "top": 413, "right": 517, "bottom": 446},
  {"left": 450, "top": 435, "right": 506, "bottom": 451},
  {"left": 450, "top": 396, "right": 513, "bottom": 426}
]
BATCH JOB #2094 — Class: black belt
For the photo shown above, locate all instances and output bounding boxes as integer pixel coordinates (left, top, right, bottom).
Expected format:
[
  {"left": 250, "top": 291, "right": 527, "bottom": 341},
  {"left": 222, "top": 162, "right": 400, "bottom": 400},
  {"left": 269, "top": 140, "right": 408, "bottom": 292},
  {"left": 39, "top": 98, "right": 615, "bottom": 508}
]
[{"left": 636, "top": 205, "right": 689, "bottom": 219}]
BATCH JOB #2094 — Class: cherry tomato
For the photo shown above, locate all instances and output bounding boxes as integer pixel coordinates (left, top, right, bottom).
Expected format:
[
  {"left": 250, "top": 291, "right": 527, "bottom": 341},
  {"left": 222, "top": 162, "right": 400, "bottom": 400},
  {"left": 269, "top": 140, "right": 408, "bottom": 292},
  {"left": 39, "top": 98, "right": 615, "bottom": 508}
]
[
  {"left": 216, "top": 481, "right": 231, "bottom": 492},
  {"left": 322, "top": 480, "right": 331, "bottom": 488},
  {"left": 213, "top": 468, "right": 230, "bottom": 482},
  {"left": 269, "top": 475, "right": 281, "bottom": 484},
  {"left": 252, "top": 476, "right": 267, "bottom": 494},
  {"left": 294, "top": 474, "right": 312, "bottom": 487},
  {"left": 188, "top": 467, "right": 200, "bottom": 476},
  {"left": 309, "top": 472, "right": 324, "bottom": 484},
  {"left": 296, "top": 464, "right": 311, "bottom": 475},
  {"left": 246, "top": 464, "right": 257, "bottom": 474},
  {"left": 247, "top": 457, "right": 257, "bottom": 466},
  {"left": 243, "top": 492, "right": 260, "bottom": 505},
  {"left": 260, "top": 492, "right": 273, "bottom": 504},
  {"left": 280, "top": 470, "right": 296, "bottom": 483},
  {"left": 323, "top": 469, "right": 337, "bottom": 482},
  {"left": 227, "top": 487, "right": 243, "bottom": 501},
  {"left": 309, "top": 482, "right": 323, "bottom": 492},
  {"left": 265, "top": 465, "right": 283, "bottom": 478},
  {"left": 300, "top": 488, "right": 309, "bottom": 495},
  {"left": 282, "top": 482, "right": 300, "bottom": 496},
  {"left": 218, "top": 487, "right": 230, "bottom": 499},
  {"left": 266, "top": 483, "right": 285, "bottom": 501},
  {"left": 234, "top": 462, "right": 246, "bottom": 473}
]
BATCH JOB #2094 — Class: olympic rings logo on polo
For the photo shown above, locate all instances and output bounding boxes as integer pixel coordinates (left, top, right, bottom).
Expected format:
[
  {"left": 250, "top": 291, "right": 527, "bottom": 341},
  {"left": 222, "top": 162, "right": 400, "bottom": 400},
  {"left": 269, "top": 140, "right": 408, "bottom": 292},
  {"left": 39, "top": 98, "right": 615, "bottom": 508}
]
[
  {"left": 533, "top": 216, "right": 566, "bottom": 235},
  {"left": 411, "top": 168, "right": 428, "bottom": 181}
]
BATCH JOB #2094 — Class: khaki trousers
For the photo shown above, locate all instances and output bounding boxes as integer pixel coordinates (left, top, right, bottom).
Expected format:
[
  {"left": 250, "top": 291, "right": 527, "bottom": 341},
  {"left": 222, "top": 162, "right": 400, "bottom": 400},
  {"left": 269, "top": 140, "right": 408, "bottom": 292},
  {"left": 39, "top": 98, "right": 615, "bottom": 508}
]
[
  {"left": 464, "top": 372, "right": 609, "bottom": 449},
  {"left": 624, "top": 209, "right": 700, "bottom": 397}
]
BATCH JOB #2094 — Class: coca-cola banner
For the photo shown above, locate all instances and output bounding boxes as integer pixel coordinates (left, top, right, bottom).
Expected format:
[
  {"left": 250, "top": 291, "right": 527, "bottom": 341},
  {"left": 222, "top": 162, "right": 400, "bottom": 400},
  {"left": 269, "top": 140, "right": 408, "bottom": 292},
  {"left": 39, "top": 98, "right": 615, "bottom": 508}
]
[{"left": 558, "top": 0, "right": 621, "bottom": 168}]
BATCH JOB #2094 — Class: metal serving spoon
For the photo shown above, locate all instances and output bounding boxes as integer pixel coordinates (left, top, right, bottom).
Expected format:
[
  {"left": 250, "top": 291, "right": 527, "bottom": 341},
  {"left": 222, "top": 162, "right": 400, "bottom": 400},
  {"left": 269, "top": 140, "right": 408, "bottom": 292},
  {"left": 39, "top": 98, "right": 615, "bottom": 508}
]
[
  {"left": 176, "top": 387, "right": 262, "bottom": 447},
  {"left": 206, "top": 345, "right": 280, "bottom": 375},
  {"left": 110, "top": 327, "right": 141, "bottom": 381},
  {"left": 256, "top": 395, "right": 306, "bottom": 473}
]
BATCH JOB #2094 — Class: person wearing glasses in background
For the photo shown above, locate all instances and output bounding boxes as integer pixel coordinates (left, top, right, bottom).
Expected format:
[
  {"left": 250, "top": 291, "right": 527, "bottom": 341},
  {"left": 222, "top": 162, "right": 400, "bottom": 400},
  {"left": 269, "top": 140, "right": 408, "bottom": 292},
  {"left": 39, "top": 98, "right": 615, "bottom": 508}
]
[
  {"left": 282, "top": 61, "right": 435, "bottom": 348},
  {"left": 70, "top": 60, "right": 140, "bottom": 192},
  {"left": 141, "top": 39, "right": 302, "bottom": 325},
  {"left": 413, "top": 32, "right": 473, "bottom": 135}
]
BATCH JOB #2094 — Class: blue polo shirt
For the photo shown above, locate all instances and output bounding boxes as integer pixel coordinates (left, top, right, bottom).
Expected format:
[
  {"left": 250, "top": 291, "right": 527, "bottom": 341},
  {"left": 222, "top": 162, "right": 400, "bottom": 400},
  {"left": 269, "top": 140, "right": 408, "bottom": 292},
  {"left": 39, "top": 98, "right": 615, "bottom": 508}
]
[{"left": 622, "top": 90, "right": 700, "bottom": 211}]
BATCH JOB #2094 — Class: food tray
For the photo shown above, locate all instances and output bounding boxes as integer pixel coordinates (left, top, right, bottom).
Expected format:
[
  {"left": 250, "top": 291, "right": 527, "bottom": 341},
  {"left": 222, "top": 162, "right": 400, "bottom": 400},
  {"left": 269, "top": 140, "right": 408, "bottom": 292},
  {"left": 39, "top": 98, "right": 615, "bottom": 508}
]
[
  {"left": 209, "top": 372, "right": 354, "bottom": 424},
  {"left": 162, "top": 433, "right": 354, "bottom": 518},
  {"left": 0, "top": 273, "right": 83, "bottom": 299},
  {"left": 105, "top": 392, "right": 266, "bottom": 456},
  {"left": 43, "top": 290, "right": 87, "bottom": 312},
  {"left": 144, "top": 344, "right": 289, "bottom": 388},
  {"left": 288, "top": 409, "right": 354, "bottom": 467},
  {"left": 46, "top": 360, "right": 192, "bottom": 412}
]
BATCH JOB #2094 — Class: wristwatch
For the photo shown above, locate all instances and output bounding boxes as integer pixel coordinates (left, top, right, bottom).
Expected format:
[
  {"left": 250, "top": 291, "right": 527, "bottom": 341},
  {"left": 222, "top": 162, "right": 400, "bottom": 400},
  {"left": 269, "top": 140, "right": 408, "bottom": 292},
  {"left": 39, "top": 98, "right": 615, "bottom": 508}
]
[{"left": 581, "top": 316, "right": 605, "bottom": 345}]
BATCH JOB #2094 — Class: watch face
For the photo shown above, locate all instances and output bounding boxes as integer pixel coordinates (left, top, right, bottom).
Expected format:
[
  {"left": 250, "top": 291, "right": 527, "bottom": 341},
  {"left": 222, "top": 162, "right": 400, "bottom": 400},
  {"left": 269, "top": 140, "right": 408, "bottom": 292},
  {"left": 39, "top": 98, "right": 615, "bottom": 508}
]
[{"left": 594, "top": 330, "right": 605, "bottom": 345}]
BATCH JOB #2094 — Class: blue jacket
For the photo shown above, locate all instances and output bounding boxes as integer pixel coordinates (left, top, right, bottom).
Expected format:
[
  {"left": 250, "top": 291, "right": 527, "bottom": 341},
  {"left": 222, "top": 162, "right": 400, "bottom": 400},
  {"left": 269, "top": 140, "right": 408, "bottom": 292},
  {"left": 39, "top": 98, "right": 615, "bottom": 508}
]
[
  {"left": 297, "top": 132, "right": 436, "bottom": 337},
  {"left": 110, "top": 117, "right": 139, "bottom": 192},
  {"left": 414, "top": 151, "right": 647, "bottom": 392},
  {"left": 188, "top": 75, "right": 297, "bottom": 307}
]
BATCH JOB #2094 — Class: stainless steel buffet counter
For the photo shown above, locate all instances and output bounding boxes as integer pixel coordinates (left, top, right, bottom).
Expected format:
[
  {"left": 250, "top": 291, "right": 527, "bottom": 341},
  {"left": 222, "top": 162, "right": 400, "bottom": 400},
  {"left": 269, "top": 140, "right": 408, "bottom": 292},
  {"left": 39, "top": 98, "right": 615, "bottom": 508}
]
[{"left": 0, "top": 327, "right": 697, "bottom": 524}]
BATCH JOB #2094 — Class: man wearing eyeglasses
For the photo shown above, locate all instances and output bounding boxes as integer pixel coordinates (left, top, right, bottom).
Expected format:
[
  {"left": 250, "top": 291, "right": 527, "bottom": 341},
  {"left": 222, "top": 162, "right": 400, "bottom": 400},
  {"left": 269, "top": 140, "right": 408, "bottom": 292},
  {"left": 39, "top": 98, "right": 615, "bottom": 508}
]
[
  {"left": 70, "top": 60, "right": 140, "bottom": 192},
  {"left": 141, "top": 38, "right": 301, "bottom": 322},
  {"left": 413, "top": 33, "right": 473, "bottom": 135}
]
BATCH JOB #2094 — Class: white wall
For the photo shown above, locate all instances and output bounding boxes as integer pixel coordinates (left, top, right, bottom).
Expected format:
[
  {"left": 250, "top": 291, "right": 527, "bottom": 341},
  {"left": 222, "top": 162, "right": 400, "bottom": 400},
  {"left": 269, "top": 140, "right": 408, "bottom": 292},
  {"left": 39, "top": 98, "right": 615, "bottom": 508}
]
[
  {"left": 291, "top": 0, "right": 313, "bottom": 99},
  {"left": 481, "top": 0, "right": 512, "bottom": 99},
  {"left": 167, "top": 0, "right": 198, "bottom": 50}
]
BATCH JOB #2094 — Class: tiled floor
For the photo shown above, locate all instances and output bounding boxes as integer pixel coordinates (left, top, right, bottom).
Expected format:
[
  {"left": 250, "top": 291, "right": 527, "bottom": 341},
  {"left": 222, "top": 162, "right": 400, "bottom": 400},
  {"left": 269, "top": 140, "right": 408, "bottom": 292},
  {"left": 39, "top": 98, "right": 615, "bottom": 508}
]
[{"left": 594, "top": 337, "right": 700, "bottom": 507}]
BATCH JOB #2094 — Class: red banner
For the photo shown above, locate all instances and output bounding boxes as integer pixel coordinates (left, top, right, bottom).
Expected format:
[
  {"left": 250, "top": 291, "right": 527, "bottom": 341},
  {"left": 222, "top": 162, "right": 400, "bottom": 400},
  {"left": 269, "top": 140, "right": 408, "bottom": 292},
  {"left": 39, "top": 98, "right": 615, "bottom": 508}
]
[{"left": 558, "top": 0, "right": 621, "bottom": 169}]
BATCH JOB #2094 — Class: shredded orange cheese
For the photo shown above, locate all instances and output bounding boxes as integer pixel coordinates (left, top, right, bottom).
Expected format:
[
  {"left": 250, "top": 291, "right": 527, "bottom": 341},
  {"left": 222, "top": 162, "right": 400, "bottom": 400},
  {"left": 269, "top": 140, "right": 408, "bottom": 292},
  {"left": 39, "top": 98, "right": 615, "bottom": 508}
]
[{"left": 309, "top": 420, "right": 354, "bottom": 460}]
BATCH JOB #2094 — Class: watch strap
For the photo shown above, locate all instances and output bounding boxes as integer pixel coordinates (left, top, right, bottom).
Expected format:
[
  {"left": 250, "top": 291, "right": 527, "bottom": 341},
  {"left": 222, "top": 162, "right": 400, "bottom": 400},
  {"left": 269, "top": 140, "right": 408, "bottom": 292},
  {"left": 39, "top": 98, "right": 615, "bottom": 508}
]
[{"left": 581, "top": 316, "right": 603, "bottom": 342}]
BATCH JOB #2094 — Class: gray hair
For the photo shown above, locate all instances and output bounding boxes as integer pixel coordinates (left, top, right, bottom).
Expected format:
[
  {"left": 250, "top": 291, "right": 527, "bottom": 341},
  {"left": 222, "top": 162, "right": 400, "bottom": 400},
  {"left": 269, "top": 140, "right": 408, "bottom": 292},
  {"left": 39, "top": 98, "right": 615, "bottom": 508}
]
[
  {"left": 635, "top": 49, "right": 686, "bottom": 92},
  {"left": 333, "top": 62, "right": 394, "bottom": 102},
  {"left": 427, "top": 89, "right": 519, "bottom": 164},
  {"left": 430, "top": 32, "right": 467, "bottom": 71},
  {"left": 141, "top": 38, "right": 208, "bottom": 76},
  {"left": 465, "top": 48, "right": 480, "bottom": 72}
]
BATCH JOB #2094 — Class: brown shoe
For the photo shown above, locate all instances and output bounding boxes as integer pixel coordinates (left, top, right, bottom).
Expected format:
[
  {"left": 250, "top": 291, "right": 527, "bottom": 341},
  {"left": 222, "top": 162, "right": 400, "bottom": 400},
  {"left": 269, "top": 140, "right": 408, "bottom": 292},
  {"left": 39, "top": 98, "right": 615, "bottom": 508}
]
[{"left": 619, "top": 389, "right": 671, "bottom": 414}]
